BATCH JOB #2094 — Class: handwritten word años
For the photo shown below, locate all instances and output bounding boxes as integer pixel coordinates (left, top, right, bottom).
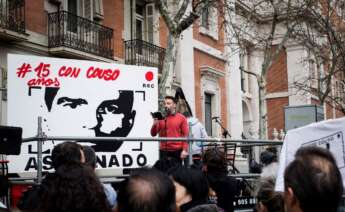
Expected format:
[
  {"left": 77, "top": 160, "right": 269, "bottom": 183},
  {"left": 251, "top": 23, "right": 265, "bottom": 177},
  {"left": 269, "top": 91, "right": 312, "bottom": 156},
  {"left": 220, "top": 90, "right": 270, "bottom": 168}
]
[{"left": 27, "top": 77, "right": 60, "bottom": 87}]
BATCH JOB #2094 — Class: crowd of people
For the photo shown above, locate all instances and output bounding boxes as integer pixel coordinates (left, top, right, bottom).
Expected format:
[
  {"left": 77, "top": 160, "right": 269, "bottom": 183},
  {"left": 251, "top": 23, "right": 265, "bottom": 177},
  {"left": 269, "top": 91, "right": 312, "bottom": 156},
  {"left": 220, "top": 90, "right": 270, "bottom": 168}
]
[
  {"left": 1, "top": 95, "right": 343, "bottom": 212},
  {"left": 10, "top": 141, "right": 343, "bottom": 212}
]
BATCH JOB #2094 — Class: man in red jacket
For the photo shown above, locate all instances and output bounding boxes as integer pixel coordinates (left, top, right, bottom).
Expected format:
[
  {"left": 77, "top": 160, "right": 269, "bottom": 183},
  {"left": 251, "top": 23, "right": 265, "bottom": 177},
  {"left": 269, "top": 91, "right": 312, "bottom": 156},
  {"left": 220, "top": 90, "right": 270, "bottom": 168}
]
[{"left": 151, "top": 96, "right": 189, "bottom": 164}]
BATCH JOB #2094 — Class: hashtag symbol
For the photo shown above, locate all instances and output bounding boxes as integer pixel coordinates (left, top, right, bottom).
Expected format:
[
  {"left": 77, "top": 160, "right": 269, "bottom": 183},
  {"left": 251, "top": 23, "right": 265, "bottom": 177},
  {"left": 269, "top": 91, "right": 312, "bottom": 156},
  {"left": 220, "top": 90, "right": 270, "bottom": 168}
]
[{"left": 16, "top": 63, "right": 32, "bottom": 78}]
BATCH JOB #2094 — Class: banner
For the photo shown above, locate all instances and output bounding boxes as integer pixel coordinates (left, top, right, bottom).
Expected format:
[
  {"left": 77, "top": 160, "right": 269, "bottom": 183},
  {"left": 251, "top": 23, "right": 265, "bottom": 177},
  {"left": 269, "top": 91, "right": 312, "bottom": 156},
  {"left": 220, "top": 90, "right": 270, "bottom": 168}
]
[
  {"left": 275, "top": 117, "right": 345, "bottom": 191},
  {"left": 7, "top": 54, "right": 159, "bottom": 173}
]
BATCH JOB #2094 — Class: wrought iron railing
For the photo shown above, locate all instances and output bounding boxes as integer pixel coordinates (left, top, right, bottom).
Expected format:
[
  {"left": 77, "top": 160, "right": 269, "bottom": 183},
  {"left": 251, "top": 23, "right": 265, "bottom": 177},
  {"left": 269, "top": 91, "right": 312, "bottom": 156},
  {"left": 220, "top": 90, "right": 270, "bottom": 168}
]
[
  {"left": 48, "top": 11, "right": 114, "bottom": 59},
  {"left": 0, "top": 0, "right": 25, "bottom": 34},
  {"left": 124, "top": 39, "right": 165, "bottom": 74}
]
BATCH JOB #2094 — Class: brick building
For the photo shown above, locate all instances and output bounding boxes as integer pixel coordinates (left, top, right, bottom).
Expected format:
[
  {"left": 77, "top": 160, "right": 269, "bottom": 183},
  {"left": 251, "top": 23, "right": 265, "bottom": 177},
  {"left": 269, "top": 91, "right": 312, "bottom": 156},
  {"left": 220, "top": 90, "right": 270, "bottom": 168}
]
[
  {"left": 0, "top": 0, "right": 229, "bottom": 138},
  {"left": 1, "top": 0, "right": 343, "bottom": 143}
]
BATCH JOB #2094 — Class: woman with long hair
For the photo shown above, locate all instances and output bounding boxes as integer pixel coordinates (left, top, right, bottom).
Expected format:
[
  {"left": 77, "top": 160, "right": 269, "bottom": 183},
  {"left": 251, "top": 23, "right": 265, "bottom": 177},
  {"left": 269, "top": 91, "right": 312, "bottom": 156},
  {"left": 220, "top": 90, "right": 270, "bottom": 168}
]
[{"left": 38, "top": 163, "right": 111, "bottom": 212}]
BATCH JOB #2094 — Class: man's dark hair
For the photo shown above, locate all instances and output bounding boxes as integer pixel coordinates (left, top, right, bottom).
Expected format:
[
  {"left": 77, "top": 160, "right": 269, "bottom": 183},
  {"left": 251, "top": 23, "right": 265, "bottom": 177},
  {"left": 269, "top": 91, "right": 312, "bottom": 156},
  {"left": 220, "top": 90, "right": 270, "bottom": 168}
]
[
  {"left": 83, "top": 146, "right": 97, "bottom": 169},
  {"left": 51, "top": 141, "right": 83, "bottom": 170},
  {"left": 168, "top": 166, "right": 209, "bottom": 202},
  {"left": 202, "top": 148, "right": 228, "bottom": 174},
  {"left": 164, "top": 96, "right": 177, "bottom": 104},
  {"left": 260, "top": 150, "right": 277, "bottom": 166},
  {"left": 117, "top": 168, "right": 176, "bottom": 212},
  {"left": 284, "top": 146, "right": 343, "bottom": 212}
]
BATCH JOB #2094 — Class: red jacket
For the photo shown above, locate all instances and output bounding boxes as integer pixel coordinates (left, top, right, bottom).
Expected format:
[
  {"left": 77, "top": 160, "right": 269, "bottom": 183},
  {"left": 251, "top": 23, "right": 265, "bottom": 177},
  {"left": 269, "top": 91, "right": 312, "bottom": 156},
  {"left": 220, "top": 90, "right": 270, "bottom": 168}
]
[{"left": 150, "top": 112, "right": 189, "bottom": 151}]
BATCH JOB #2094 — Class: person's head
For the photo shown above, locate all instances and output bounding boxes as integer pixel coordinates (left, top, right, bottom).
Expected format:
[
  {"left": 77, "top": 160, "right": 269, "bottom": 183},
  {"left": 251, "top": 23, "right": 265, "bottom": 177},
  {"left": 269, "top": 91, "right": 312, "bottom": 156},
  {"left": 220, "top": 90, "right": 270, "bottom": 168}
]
[
  {"left": 83, "top": 145, "right": 97, "bottom": 169},
  {"left": 202, "top": 147, "right": 228, "bottom": 174},
  {"left": 260, "top": 150, "right": 277, "bottom": 166},
  {"left": 164, "top": 96, "right": 177, "bottom": 115},
  {"left": 39, "top": 163, "right": 111, "bottom": 212},
  {"left": 117, "top": 168, "right": 176, "bottom": 212},
  {"left": 168, "top": 166, "right": 209, "bottom": 207},
  {"left": 51, "top": 141, "right": 84, "bottom": 170},
  {"left": 256, "top": 178, "right": 284, "bottom": 212},
  {"left": 46, "top": 88, "right": 136, "bottom": 152},
  {"left": 284, "top": 146, "right": 343, "bottom": 212}
]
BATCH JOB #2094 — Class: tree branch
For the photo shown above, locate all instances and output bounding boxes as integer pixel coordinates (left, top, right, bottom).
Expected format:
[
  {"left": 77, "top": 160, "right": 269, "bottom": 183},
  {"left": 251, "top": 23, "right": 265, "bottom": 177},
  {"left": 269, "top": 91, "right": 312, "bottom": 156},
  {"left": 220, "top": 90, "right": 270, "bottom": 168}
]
[
  {"left": 174, "top": 0, "right": 190, "bottom": 23},
  {"left": 154, "top": 0, "right": 177, "bottom": 33},
  {"left": 240, "top": 66, "right": 260, "bottom": 81}
]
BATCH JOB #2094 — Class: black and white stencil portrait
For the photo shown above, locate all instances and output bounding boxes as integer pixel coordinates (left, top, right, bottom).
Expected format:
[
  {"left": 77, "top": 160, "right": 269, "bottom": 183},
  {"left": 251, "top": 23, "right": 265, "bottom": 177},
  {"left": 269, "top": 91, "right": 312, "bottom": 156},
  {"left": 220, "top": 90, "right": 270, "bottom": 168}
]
[{"left": 7, "top": 54, "right": 158, "bottom": 173}]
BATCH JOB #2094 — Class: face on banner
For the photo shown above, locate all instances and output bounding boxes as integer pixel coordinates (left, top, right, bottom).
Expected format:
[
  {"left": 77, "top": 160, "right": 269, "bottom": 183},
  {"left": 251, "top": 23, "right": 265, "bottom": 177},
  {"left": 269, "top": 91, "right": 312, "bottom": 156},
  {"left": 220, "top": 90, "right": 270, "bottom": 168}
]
[
  {"left": 7, "top": 54, "right": 159, "bottom": 173},
  {"left": 45, "top": 86, "right": 136, "bottom": 152}
]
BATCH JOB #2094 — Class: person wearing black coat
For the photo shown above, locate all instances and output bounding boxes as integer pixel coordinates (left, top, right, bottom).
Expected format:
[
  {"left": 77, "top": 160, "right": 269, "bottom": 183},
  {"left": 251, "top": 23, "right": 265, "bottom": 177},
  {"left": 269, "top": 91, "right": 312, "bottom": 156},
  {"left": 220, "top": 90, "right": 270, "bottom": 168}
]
[{"left": 202, "top": 148, "right": 240, "bottom": 212}]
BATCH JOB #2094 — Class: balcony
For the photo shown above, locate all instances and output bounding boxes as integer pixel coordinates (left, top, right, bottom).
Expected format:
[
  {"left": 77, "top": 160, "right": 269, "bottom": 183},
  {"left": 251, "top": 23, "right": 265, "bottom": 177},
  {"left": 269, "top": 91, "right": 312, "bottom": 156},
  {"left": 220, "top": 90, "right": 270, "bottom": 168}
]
[
  {"left": 124, "top": 39, "right": 165, "bottom": 74},
  {"left": 48, "top": 11, "right": 114, "bottom": 61},
  {"left": 0, "top": 0, "right": 27, "bottom": 41}
]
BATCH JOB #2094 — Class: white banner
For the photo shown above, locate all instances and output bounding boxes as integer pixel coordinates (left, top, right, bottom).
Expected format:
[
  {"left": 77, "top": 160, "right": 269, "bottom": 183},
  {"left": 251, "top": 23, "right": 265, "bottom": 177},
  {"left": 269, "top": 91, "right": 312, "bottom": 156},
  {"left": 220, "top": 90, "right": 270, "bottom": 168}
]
[
  {"left": 275, "top": 117, "right": 345, "bottom": 191},
  {"left": 7, "top": 54, "right": 159, "bottom": 173}
]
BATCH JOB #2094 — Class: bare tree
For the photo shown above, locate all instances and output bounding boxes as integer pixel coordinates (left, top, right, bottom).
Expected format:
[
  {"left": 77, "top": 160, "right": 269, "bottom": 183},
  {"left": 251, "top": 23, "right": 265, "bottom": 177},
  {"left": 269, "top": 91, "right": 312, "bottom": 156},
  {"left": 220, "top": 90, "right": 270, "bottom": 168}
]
[
  {"left": 154, "top": 0, "right": 217, "bottom": 99},
  {"left": 292, "top": 0, "right": 345, "bottom": 115},
  {"left": 222, "top": 0, "right": 308, "bottom": 139},
  {"left": 155, "top": 0, "right": 317, "bottom": 139}
]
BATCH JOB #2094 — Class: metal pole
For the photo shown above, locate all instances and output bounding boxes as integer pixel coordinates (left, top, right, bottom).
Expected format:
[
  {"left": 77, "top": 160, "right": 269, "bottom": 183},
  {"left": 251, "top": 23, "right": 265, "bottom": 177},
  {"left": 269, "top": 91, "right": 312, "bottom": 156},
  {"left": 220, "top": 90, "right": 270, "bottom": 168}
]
[
  {"left": 37, "top": 116, "right": 43, "bottom": 184},
  {"left": 188, "top": 137, "right": 192, "bottom": 167},
  {"left": 187, "top": 121, "right": 193, "bottom": 167}
]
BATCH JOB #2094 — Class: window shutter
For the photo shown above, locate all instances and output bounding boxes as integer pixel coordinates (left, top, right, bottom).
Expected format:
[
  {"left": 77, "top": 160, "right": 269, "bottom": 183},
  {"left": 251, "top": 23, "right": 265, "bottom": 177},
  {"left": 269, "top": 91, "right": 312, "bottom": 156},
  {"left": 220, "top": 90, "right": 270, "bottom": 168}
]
[
  {"left": 84, "top": 0, "right": 92, "bottom": 20},
  {"left": 93, "top": 0, "right": 104, "bottom": 20},
  {"left": 210, "top": 7, "right": 218, "bottom": 38},
  {"left": 145, "top": 3, "right": 154, "bottom": 43}
]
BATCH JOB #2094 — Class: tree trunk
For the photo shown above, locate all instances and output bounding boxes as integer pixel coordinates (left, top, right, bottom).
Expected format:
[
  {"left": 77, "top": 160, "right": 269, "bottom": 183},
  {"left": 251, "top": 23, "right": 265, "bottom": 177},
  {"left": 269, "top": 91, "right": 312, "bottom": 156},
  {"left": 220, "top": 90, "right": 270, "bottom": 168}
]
[
  {"left": 258, "top": 78, "right": 267, "bottom": 139},
  {"left": 159, "top": 33, "right": 179, "bottom": 99}
]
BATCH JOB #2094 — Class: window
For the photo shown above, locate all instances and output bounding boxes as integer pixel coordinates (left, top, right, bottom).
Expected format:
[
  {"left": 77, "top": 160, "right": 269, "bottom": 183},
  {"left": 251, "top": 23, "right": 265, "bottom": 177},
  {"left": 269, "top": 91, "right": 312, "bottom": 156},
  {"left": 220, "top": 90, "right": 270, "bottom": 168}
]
[
  {"left": 309, "top": 58, "right": 318, "bottom": 88},
  {"left": 146, "top": 3, "right": 154, "bottom": 43},
  {"left": 67, "top": 0, "right": 78, "bottom": 32},
  {"left": 204, "top": 93, "right": 213, "bottom": 136},
  {"left": 135, "top": 3, "right": 144, "bottom": 40},
  {"left": 201, "top": 7, "right": 210, "bottom": 29},
  {"left": 201, "top": 66, "right": 223, "bottom": 137},
  {"left": 134, "top": 1, "right": 155, "bottom": 43},
  {"left": 200, "top": 6, "right": 218, "bottom": 40},
  {"left": 64, "top": 0, "right": 95, "bottom": 20},
  {"left": 64, "top": 0, "right": 101, "bottom": 33},
  {"left": 93, "top": 0, "right": 104, "bottom": 20}
]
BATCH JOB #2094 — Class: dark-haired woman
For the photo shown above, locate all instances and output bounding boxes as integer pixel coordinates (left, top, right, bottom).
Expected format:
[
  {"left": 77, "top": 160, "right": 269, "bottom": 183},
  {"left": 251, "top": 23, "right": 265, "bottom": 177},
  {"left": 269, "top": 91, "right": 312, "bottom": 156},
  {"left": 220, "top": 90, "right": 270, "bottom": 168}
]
[
  {"left": 168, "top": 166, "right": 219, "bottom": 212},
  {"left": 38, "top": 164, "right": 111, "bottom": 212}
]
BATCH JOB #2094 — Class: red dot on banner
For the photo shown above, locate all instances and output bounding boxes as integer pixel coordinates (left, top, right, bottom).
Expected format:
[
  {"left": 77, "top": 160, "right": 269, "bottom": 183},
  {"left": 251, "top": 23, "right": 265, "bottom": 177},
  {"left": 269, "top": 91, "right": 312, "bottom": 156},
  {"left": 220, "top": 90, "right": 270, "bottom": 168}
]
[{"left": 145, "top": 71, "right": 154, "bottom": 81}]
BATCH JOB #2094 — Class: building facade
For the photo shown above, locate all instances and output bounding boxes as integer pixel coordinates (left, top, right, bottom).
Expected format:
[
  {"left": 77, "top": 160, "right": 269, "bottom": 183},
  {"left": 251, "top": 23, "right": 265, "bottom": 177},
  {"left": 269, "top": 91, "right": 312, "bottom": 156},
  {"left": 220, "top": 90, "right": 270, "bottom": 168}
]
[{"left": 1, "top": 0, "right": 343, "bottom": 143}]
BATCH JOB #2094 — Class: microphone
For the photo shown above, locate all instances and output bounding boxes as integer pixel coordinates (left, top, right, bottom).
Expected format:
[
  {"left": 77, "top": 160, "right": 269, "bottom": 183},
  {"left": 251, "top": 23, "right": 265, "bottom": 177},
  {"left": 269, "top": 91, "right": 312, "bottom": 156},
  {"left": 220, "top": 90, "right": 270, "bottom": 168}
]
[{"left": 211, "top": 116, "right": 219, "bottom": 120}]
